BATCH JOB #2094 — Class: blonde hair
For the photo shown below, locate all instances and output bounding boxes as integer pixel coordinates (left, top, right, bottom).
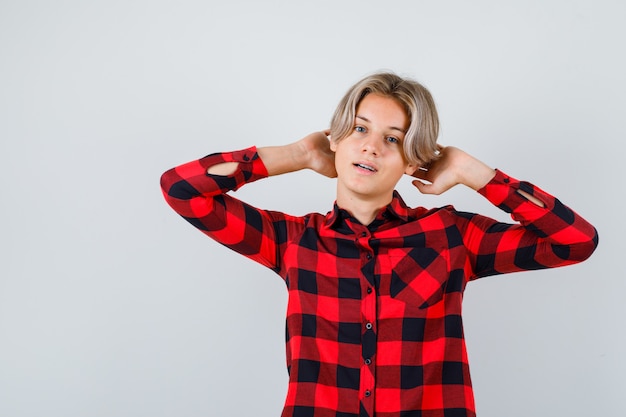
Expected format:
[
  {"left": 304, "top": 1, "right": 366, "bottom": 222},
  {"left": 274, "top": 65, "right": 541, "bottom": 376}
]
[{"left": 330, "top": 72, "right": 440, "bottom": 166}]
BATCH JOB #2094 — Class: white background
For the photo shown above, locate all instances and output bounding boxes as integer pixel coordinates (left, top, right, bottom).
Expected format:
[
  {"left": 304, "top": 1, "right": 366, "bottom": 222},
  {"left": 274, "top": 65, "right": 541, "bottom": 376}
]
[{"left": 1, "top": 1, "right": 624, "bottom": 416}]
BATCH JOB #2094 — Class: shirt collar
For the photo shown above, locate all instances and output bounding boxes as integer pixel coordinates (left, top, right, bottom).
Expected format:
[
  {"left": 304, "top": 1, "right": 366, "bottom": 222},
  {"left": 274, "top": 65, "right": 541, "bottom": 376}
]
[{"left": 324, "top": 190, "right": 410, "bottom": 228}]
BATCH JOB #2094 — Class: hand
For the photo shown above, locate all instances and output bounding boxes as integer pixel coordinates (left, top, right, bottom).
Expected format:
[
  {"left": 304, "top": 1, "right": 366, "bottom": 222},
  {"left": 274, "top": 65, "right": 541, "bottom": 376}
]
[
  {"left": 296, "top": 130, "right": 337, "bottom": 178},
  {"left": 410, "top": 146, "right": 495, "bottom": 195},
  {"left": 254, "top": 130, "right": 336, "bottom": 178}
]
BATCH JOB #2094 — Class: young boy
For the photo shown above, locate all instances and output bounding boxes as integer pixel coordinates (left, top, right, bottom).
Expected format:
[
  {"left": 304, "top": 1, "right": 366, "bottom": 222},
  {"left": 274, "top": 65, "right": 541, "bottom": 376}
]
[{"left": 160, "top": 72, "right": 598, "bottom": 417}]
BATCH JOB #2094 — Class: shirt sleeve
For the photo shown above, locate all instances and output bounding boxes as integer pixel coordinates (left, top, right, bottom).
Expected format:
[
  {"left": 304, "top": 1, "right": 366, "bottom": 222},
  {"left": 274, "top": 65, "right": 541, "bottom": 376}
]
[
  {"left": 461, "top": 169, "right": 599, "bottom": 279},
  {"left": 160, "top": 146, "right": 281, "bottom": 270}
]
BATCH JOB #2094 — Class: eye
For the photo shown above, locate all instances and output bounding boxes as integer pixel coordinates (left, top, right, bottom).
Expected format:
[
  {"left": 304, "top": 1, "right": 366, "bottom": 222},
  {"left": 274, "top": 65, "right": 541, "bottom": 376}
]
[
  {"left": 386, "top": 136, "right": 399, "bottom": 144},
  {"left": 354, "top": 125, "right": 366, "bottom": 133}
]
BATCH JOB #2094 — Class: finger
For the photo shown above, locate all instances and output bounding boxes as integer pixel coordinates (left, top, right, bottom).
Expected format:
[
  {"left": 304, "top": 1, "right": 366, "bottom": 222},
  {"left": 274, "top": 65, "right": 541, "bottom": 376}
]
[
  {"left": 413, "top": 178, "right": 448, "bottom": 196},
  {"left": 410, "top": 167, "right": 432, "bottom": 181},
  {"left": 411, "top": 179, "right": 434, "bottom": 195}
]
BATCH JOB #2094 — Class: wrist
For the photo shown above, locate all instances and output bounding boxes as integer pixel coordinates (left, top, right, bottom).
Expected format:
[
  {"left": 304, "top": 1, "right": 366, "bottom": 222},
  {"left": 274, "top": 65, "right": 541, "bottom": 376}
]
[
  {"left": 456, "top": 151, "right": 495, "bottom": 191},
  {"left": 293, "top": 140, "right": 313, "bottom": 170}
]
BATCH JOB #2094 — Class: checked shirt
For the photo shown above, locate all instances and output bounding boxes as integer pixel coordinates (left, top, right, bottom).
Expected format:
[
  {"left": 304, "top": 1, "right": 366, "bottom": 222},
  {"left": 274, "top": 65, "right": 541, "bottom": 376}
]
[{"left": 160, "top": 147, "right": 598, "bottom": 417}]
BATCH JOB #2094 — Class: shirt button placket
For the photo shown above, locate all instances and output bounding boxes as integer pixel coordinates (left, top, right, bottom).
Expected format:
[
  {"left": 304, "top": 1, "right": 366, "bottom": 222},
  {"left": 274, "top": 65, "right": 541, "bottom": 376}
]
[{"left": 356, "top": 226, "right": 376, "bottom": 414}]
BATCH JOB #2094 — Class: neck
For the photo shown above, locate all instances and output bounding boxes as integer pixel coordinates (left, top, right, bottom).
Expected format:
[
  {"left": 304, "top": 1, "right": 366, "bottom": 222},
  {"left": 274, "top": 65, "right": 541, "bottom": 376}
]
[{"left": 335, "top": 192, "right": 393, "bottom": 226}]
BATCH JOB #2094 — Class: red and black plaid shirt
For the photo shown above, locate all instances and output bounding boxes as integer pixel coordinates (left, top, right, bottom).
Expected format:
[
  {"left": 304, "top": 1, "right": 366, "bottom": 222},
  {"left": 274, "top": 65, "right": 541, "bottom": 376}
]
[{"left": 161, "top": 147, "right": 598, "bottom": 417}]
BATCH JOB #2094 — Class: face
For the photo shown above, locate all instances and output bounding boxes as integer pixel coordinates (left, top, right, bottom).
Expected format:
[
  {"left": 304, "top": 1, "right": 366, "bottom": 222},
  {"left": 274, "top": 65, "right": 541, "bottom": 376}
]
[{"left": 330, "top": 93, "right": 417, "bottom": 208}]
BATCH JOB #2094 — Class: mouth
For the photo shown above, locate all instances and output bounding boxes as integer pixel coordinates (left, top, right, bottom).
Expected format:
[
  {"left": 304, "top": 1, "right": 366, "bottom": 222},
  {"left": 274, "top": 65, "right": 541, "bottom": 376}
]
[{"left": 353, "top": 162, "right": 378, "bottom": 173}]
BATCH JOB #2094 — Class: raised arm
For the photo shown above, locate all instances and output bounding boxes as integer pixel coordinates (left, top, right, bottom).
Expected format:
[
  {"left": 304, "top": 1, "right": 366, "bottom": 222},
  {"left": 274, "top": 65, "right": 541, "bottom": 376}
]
[
  {"left": 410, "top": 146, "right": 597, "bottom": 276},
  {"left": 411, "top": 146, "right": 545, "bottom": 207},
  {"left": 208, "top": 131, "right": 336, "bottom": 178},
  {"left": 160, "top": 131, "right": 336, "bottom": 270}
]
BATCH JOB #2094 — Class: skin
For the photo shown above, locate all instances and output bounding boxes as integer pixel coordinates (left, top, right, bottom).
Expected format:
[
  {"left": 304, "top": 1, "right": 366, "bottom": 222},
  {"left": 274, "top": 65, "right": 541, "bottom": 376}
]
[
  {"left": 330, "top": 94, "right": 418, "bottom": 224},
  {"left": 209, "top": 93, "right": 542, "bottom": 225}
]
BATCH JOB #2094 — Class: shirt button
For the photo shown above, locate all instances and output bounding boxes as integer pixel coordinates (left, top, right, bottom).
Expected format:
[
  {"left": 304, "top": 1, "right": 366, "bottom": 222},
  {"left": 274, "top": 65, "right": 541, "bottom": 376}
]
[
  {"left": 361, "top": 232, "right": 367, "bottom": 237},
  {"left": 365, "top": 358, "right": 371, "bottom": 365},
  {"left": 365, "top": 322, "right": 373, "bottom": 330},
  {"left": 367, "top": 287, "right": 372, "bottom": 294},
  {"left": 365, "top": 390, "right": 371, "bottom": 397},
  {"left": 366, "top": 253, "right": 372, "bottom": 260}
]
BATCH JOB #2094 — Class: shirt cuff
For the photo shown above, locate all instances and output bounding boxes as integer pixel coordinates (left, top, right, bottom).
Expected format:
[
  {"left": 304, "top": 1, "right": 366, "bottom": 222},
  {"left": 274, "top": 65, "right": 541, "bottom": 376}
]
[
  {"left": 478, "top": 169, "right": 554, "bottom": 219},
  {"left": 202, "top": 146, "right": 270, "bottom": 191}
]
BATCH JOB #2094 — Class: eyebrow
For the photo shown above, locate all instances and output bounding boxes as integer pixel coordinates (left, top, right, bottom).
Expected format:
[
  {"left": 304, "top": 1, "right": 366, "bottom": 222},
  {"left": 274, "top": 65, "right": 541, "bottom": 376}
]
[{"left": 356, "top": 115, "right": 407, "bottom": 133}]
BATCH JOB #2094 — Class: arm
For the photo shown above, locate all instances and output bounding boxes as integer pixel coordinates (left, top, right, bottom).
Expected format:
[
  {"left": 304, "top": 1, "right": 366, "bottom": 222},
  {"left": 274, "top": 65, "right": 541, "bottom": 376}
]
[
  {"left": 465, "top": 170, "right": 598, "bottom": 277},
  {"left": 411, "top": 146, "right": 598, "bottom": 276},
  {"left": 160, "top": 131, "right": 335, "bottom": 269},
  {"left": 411, "top": 146, "right": 545, "bottom": 207},
  {"left": 160, "top": 146, "right": 278, "bottom": 268},
  {"left": 208, "top": 131, "right": 336, "bottom": 177}
]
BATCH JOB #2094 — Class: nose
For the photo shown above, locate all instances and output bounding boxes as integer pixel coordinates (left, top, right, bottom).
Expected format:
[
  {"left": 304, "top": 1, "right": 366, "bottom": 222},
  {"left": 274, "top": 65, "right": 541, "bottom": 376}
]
[{"left": 361, "top": 134, "right": 381, "bottom": 156}]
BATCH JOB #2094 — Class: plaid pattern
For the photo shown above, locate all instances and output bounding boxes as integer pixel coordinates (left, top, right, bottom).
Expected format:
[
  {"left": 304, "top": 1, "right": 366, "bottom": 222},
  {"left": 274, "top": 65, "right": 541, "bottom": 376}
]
[{"left": 161, "top": 147, "right": 598, "bottom": 417}]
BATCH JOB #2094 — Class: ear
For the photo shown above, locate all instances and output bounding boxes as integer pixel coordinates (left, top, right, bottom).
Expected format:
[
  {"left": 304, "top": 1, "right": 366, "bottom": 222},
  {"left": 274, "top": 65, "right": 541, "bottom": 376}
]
[
  {"left": 329, "top": 138, "right": 338, "bottom": 152},
  {"left": 404, "top": 163, "right": 419, "bottom": 176}
]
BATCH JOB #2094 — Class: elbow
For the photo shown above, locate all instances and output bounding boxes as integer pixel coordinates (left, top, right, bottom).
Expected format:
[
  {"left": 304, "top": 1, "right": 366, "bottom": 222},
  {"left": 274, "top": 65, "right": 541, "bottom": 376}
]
[
  {"left": 160, "top": 169, "right": 176, "bottom": 207},
  {"left": 560, "top": 227, "right": 599, "bottom": 264},
  {"left": 160, "top": 168, "right": 191, "bottom": 212},
  {"left": 582, "top": 227, "right": 600, "bottom": 261},
  {"left": 160, "top": 168, "right": 196, "bottom": 202},
  {"left": 160, "top": 168, "right": 176, "bottom": 196}
]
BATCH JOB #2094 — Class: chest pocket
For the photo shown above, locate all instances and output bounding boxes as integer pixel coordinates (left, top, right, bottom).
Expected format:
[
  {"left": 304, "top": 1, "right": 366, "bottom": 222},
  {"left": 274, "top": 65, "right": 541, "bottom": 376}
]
[{"left": 380, "top": 247, "right": 450, "bottom": 308}]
